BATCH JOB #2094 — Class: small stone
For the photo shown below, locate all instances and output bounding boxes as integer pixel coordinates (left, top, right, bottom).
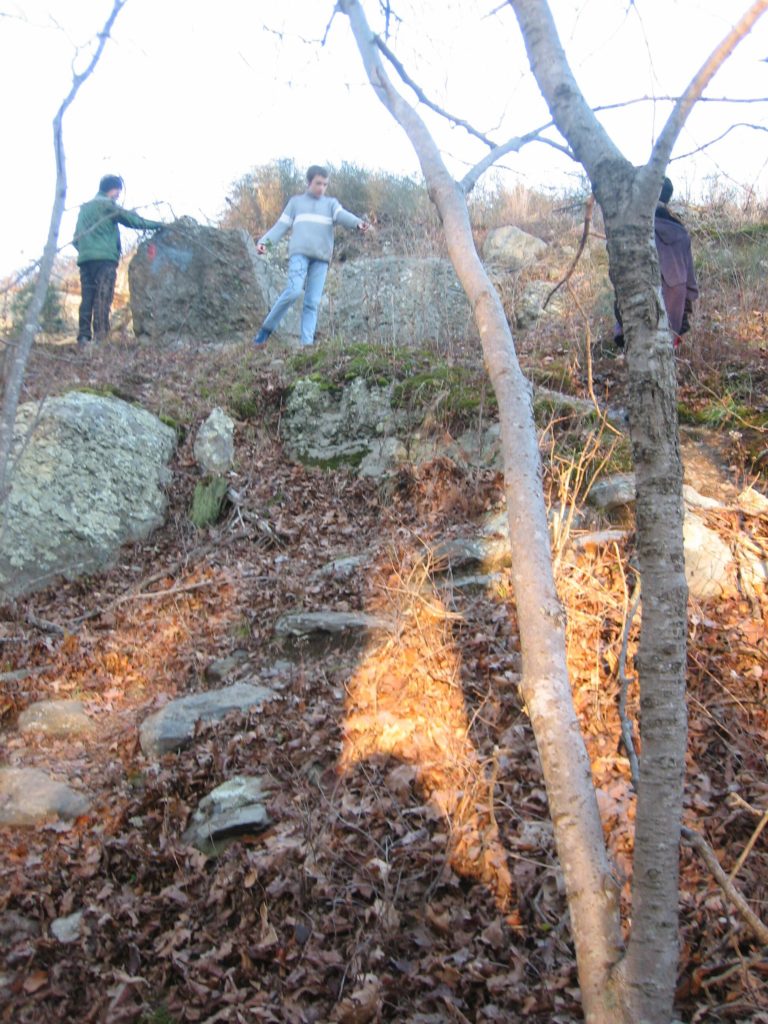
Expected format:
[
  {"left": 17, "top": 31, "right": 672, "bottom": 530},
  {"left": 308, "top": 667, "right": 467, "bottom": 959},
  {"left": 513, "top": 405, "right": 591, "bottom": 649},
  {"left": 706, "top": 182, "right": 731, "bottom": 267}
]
[
  {"left": 0, "top": 767, "right": 90, "bottom": 827},
  {"left": 51, "top": 911, "right": 83, "bottom": 944},
  {"left": 18, "top": 700, "right": 94, "bottom": 739}
]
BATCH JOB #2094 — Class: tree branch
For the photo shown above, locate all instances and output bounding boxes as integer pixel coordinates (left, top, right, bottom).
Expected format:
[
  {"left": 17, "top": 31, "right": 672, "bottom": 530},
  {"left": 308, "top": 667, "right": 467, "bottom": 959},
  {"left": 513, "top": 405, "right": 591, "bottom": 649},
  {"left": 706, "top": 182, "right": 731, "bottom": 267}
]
[
  {"left": 682, "top": 826, "right": 768, "bottom": 946},
  {"left": 649, "top": 1, "right": 768, "bottom": 179},
  {"left": 460, "top": 128, "right": 574, "bottom": 194},
  {"left": 671, "top": 122, "right": 768, "bottom": 161}
]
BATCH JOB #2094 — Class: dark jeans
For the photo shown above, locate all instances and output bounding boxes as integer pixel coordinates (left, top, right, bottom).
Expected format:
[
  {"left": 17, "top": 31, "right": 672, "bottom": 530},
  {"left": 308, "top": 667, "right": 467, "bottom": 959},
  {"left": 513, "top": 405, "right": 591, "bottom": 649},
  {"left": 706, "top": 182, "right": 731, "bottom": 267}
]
[{"left": 78, "top": 260, "right": 117, "bottom": 341}]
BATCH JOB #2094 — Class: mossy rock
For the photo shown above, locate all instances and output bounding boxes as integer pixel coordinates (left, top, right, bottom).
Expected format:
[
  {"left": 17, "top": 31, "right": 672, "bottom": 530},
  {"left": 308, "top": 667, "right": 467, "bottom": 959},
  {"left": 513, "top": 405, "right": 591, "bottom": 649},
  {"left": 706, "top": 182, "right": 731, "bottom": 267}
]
[{"left": 190, "top": 476, "right": 229, "bottom": 528}]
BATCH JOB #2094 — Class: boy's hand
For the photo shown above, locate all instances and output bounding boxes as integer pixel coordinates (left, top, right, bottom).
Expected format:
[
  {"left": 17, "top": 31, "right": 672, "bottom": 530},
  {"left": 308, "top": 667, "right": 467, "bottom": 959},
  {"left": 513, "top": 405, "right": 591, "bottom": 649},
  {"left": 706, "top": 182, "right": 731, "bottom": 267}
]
[
  {"left": 358, "top": 222, "right": 371, "bottom": 234},
  {"left": 256, "top": 242, "right": 267, "bottom": 255}
]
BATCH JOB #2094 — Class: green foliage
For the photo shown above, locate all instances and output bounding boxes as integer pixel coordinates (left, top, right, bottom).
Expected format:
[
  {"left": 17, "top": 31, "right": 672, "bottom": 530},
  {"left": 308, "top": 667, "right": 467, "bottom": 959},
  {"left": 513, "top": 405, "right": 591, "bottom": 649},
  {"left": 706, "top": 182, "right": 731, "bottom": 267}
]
[
  {"left": 11, "top": 276, "right": 69, "bottom": 334},
  {"left": 140, "top": 1006, "right": 177, "bottom": 1024},
  {"left": 227, "top": 381, "right": 261, "bottom": 420}
]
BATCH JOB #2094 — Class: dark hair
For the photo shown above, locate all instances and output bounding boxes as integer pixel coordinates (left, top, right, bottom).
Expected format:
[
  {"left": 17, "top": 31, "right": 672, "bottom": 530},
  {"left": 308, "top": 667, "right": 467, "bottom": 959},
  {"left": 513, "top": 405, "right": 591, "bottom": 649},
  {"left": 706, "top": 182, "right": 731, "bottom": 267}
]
[
  {"left": 99, "top": 174, "right": 124, "bottom": 194},
  {"left": 306, "top": 165, "right": 329, "bottom": 184},
  {"left": 659, "top": 177, "right": 674, "bottom": 204}
]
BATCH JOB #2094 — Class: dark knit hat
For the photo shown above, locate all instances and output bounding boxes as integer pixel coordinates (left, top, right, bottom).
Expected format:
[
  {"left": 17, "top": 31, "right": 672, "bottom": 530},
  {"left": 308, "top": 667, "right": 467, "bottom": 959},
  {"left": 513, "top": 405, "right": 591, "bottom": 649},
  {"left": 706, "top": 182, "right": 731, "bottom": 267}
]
[
  {"left": 99, "top": 174, "right": 124, "bottom": 193},
  {"left": 659, "top": 177, "right": 674, "bottom": 204}
]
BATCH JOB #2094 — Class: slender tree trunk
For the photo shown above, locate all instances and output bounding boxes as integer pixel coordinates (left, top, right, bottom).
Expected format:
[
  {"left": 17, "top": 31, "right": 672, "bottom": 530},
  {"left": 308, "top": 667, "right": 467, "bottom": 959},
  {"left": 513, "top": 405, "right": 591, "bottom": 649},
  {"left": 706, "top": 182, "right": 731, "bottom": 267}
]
[
  {"left": 0, "top": 0, "right": 127, "bottom": 502},
  {"left": 338, "top": 4, "right": 627, "bottom": 1020}
]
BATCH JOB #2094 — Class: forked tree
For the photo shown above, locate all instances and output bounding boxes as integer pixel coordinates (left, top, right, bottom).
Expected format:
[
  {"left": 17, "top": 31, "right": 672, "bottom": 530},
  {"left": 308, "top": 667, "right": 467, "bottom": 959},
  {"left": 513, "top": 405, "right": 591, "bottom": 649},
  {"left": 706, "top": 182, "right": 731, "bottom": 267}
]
[{"left": 338, "top": 2, "right": 768, "bottom": 1021}]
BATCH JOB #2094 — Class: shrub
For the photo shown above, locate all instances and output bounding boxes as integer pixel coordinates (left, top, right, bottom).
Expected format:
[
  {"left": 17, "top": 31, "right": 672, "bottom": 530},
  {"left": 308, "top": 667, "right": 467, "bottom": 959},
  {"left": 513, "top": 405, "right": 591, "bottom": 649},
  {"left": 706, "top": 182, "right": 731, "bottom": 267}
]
[{"left": 10, "top": 276, "right": 69, "bottom": 334}]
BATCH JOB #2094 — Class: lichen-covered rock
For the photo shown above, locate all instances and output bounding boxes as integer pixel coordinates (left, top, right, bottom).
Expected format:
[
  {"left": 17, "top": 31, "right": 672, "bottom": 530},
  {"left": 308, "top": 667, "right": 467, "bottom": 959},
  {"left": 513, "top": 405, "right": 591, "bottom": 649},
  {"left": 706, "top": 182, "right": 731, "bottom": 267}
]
[
  {"left": 0, "top": 392, "right": 176, "bottom": 600},
  {"left": 18, "top": 700, "right": 94, "bottom": 739},
  {"left": 129, "top": 218, "right": 281, "bottom": 341},
  {"left": 194, "top": 408, "right": 235, "bottom": 475},
  {"left": 325, "top": 256, "right": 475, "bottom": 347},
  {"left": 483, "top": 226, "right": 548, "bottom": 271},
  {"left": 182, "top": 776, "right": 272, "bottom": 857},
  {"left": 282, "top": 377, "right": 401, "bottom": 468}
]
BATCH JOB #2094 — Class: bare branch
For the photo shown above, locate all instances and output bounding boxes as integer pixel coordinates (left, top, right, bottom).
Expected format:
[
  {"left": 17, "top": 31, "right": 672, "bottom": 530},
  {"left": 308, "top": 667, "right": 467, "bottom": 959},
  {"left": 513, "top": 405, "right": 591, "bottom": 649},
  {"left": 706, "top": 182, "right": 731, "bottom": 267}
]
[
  {"left": 375, "top": 35, "right": 498, "bottom": 149},
  {"left": 671, "top": 122, "right": 768, "bottom": 161},
  {"left": 682, "top": 826, "right": 768, "bottom": 946},
  {"left": 542, "top": 193, "right": 594, "bottom": 308},
  {"left": 617, "top": 582, "right": 642, "bottom": 791},
  {"left": 460, "top": 128, "right": 575, "bottom": 193},
  {"left": 593, "top": 94, "right": 768, "bottom": 114},
  {"left": 649, "top": 1, "right": 768, "bottom": 179}
]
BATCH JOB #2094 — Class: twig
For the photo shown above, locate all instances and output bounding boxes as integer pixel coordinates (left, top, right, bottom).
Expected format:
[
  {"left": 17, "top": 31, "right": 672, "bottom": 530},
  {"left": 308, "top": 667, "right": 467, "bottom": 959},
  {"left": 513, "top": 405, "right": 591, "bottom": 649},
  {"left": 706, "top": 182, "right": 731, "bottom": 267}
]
[
  {"left": 543, "top": 194, "right": 595, "bottom": 309},
  {"left": 681, "top": 826, "right": 768, "bottom": 946},
  {"left": 24, "top": 611, "right": 64, "bottom": 636},
  {"left": 728, "top": 806, "right": 768, "bottom": 883},
  {"left": 617, "top": 582, "right": 641, "bottom": 790},
  {"left": 113, "top": 579, "right": 219, "bottom": 604}
]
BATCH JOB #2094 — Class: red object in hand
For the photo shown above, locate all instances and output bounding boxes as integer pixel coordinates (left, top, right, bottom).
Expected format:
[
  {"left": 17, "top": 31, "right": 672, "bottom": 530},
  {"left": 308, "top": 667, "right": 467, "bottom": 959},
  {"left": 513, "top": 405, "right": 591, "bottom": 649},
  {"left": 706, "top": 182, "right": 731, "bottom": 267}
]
[{"left": 147, "top": 243, "right": 157, "bottom": 261}]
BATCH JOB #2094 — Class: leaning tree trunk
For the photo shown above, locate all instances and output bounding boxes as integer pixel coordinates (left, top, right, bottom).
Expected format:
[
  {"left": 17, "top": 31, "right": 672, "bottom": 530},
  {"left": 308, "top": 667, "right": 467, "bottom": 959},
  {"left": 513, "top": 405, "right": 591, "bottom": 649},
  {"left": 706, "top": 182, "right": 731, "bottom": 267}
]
[{"left": 338, "top": 4, "right": 627, "bottom": 1021}]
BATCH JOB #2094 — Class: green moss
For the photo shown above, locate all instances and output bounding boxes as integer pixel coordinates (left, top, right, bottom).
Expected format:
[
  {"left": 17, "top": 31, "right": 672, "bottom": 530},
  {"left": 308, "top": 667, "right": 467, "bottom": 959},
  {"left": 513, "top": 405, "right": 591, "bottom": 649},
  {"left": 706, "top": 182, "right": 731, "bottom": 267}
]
[
  {"left": 227, "top": 382, "right": 260, "bottom": 420},
  {"left": 677, "top": 396, "right": 768, "bottom": 430},
  {"left": 297, "top": 449, "right": 367, "bottom": 470},
  {"left": 189, "top": 476, "right": 229, "bottom": 528}
]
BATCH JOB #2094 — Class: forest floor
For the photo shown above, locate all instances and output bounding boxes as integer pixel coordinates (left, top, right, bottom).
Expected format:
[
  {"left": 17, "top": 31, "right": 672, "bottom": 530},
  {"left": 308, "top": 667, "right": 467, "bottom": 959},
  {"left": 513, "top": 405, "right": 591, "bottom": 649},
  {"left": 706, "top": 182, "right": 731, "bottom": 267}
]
[{"left": 0, "top": 332, "right": 767, "bottom": 1024}]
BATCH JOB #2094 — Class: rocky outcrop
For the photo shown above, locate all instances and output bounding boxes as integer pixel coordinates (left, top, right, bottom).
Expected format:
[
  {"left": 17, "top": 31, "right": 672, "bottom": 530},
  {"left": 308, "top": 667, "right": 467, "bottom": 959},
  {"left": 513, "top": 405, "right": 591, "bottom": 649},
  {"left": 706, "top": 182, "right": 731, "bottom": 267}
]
[
  {"left": 325, "top": 256, "right": 475, "bottom": 347},
  {"left": 0, "top": 392, "right": 176, "bottom": 600}
]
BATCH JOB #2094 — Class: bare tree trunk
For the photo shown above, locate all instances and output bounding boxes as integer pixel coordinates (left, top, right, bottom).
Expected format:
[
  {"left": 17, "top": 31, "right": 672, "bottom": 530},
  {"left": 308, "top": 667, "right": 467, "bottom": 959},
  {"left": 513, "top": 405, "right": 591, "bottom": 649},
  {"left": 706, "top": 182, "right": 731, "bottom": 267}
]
[
  {"left": 338, "top": 4, "right": 626, "bottom": 1021},
  {"left": 509, "top": 2, "right": 768, "bottom": 1019},
  {"left": 0, "top": 0, "right": 127, "bottom": 502}
]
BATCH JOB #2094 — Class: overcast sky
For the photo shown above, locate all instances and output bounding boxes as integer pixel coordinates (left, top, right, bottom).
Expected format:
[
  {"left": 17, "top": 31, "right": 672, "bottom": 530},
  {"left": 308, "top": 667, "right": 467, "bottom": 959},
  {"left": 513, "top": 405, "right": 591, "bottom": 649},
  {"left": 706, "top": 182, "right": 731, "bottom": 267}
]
[{"left": 1, "top": 0, "right": 766, "bottom": 279}]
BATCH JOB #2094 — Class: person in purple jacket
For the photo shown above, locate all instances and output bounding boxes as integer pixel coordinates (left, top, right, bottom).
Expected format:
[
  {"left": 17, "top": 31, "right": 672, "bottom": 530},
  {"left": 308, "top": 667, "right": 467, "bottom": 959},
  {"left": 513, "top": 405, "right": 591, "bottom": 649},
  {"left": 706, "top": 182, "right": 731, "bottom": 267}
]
[
  {"left": 252, "top": 165, "right": 370, "bottom": 347},
  {"left": 614, "top": 177, "right": 699, "bottom": 350}
]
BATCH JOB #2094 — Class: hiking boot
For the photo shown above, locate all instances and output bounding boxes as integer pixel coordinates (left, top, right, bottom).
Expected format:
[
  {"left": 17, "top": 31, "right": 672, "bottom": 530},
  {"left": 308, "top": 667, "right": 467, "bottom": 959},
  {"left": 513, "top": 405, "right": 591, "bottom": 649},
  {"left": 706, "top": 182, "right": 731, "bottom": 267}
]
[{"left": 253, "top": 328, "right": 272, "bottom": 346}]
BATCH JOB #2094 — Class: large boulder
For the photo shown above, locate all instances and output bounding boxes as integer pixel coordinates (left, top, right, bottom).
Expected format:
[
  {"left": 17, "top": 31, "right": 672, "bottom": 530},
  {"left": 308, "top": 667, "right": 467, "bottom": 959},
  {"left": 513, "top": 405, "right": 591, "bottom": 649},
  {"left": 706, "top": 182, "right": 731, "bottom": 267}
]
[
  {"left": 325, "top": 256, "right": 475, "bottom": 347},
  {"left": 482, "top": 226, "right": 548, "bottom": 271},
  {"left": 129, "top": 218, "right": 278, "bottom": 341},
  {"left": 0, "top": 392, "right": 176, "bottom": 600}
]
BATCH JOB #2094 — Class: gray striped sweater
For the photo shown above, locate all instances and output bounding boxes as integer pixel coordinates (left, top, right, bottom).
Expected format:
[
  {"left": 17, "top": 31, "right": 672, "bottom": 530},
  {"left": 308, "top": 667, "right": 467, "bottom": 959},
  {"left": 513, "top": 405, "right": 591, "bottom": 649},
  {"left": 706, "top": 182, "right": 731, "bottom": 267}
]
[{"left": 258, "top": 192, "right": 363, "bottom": 263}]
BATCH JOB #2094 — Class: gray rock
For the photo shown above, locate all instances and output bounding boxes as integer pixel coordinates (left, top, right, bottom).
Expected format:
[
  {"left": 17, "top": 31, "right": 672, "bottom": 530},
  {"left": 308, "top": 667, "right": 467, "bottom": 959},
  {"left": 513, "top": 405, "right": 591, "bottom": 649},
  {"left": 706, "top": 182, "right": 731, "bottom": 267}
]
[
  {"left": 204, "top": 650, "right": 252, "bottom": 684},
  {"left": 283, "top": 377, "right": 401, "bottom": 468},
  {"left": 587, "top": 473, "right": 636, "bottom": 511},
  {"left": 194, "top": 408, "right": 235, "bottom": 475},
  {"left": 684, "top": 511, "right": 734, "bottom": 599},
  {"left": 431, "top": 537, "right": 511, "bottom": 573},
  {"left": 439, "top": 572, "right": 503, "bottom": 592},
  {"left": 0, "top": 768, "right": 90, "bottom": 826},
  {"left": 325, "top": 256, "right": 475, "bottom": 347},
  {"left": 18, "top": 700, "right": 94, "bottom": 739},
  {"left": 514, "top": 280, "right": 560, "bottom": 330},
  {"left": 0, "top": 392, "right": 176, "bottom": 600},
  {"left": 129, "top": 219, "right": 271, "bottom": 341},
  {"left": 313, "top": 554, "right": 370, "bottom": 579},
  {"left": 682, "top": 485, "right": 724, "bottom": 511},
  {"left": 0, "top": 912, "right": 40, "bottom": 941},
  {"left": 483, "top": 226, "right": 547, "bottom": 271},
  {"left": 358, "top": 438, "right": 408, "bottom": 478},
  {"left": 50, "top": 911, "right": 83, "bottom": 944},
  {"left": 274, "top": 611, "right": 392, "bottom": 641},
  {"left": 139, "top": 682, "right": 276, "bottom": 757},
  {"left": 182, "top": 776, "right": 271, "bottom": 856}
]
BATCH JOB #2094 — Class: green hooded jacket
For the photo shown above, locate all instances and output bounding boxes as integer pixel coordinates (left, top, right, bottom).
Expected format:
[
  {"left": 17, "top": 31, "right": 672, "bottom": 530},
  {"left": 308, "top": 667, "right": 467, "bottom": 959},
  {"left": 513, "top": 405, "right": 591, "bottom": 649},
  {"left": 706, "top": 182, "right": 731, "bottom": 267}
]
[{"left": 73, "top": 192, "right": 163, "bottom": 265}]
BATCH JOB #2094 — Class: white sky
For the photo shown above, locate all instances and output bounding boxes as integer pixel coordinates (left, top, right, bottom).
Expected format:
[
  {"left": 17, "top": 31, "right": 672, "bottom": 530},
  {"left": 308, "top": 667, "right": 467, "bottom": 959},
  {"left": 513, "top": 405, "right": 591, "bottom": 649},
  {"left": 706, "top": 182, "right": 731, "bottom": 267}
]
[{"left": 1, "top": 0, "right": 767, "bottom": 279}]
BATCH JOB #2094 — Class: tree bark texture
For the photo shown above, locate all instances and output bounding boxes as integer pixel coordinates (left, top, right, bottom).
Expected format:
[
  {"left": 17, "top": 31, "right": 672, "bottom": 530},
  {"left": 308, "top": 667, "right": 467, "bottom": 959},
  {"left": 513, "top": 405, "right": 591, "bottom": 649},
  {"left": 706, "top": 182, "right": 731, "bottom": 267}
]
[
  {"left": 509, "top": 2, "right": 766, "bottom": 1020},
  {"left": 339, "top": 3, "right": 626, "bottom": 1020}
]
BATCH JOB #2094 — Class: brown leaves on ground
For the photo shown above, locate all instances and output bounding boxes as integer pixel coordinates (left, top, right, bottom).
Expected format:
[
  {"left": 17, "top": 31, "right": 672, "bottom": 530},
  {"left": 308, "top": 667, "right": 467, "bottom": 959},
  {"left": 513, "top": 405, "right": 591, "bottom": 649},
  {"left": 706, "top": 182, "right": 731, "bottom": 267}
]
[{"left": 0, "top": 339, "right": 766, "bottom": 1022}]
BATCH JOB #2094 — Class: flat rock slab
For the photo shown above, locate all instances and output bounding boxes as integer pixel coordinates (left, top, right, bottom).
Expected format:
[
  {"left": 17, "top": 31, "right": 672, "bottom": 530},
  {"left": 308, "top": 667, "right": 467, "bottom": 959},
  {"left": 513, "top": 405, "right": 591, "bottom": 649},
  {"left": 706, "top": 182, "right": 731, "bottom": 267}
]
[
  {"left": 274, "top": 611, "right": 392, "bottom": 643},
  {"left": 139, "top": 682, "right": 276, "bottom": 757},
  {"left": 18, "top": 699, "right": 95, "bottom": 739},
  {"left": 182, "top": 775, "right": 272, "bottom": 857},
  {"left": 0, "top": 767, "right": 90, "bottom": 827},
  {"left": 587, "top": 473, "right": 636, "bottom": 511}
]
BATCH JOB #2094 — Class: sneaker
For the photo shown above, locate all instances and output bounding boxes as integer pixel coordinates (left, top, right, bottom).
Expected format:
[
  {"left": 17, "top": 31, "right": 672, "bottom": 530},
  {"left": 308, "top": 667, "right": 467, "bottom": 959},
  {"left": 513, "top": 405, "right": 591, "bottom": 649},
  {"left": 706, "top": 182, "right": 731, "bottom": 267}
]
[{"left": 253, "top": 328, "right": 272, "bottom": 346}]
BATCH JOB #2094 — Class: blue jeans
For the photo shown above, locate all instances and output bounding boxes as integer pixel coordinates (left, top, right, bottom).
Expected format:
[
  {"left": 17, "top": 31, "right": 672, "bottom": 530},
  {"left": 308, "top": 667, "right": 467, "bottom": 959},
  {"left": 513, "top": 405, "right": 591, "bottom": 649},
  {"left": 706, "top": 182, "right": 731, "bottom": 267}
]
[{"left": 263, "top": 254, "right": 329, "bottom": 346}]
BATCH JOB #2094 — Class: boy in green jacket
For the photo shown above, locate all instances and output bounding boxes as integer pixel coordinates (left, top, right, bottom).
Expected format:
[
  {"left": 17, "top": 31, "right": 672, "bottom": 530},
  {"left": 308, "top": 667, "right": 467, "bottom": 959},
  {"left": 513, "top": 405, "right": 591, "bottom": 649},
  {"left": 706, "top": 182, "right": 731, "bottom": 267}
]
[{"left": 73, "top": 175, "right": 163, "bottom": 345}]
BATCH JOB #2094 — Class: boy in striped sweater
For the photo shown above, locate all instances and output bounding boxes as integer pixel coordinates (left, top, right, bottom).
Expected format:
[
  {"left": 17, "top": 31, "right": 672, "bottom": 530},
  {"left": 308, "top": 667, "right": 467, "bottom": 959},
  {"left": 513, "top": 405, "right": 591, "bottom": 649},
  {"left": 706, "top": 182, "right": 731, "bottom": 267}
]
[{"left": 253, "top": 165, "right": 370, "bottom": 347}]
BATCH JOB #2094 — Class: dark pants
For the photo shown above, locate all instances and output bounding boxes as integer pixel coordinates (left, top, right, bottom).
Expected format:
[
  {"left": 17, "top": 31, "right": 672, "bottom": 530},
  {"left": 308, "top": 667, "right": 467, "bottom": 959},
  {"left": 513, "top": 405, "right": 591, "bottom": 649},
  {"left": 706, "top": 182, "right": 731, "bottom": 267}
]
[{"left": 78, "top": 260, "right": 117, "bottom": 342}]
